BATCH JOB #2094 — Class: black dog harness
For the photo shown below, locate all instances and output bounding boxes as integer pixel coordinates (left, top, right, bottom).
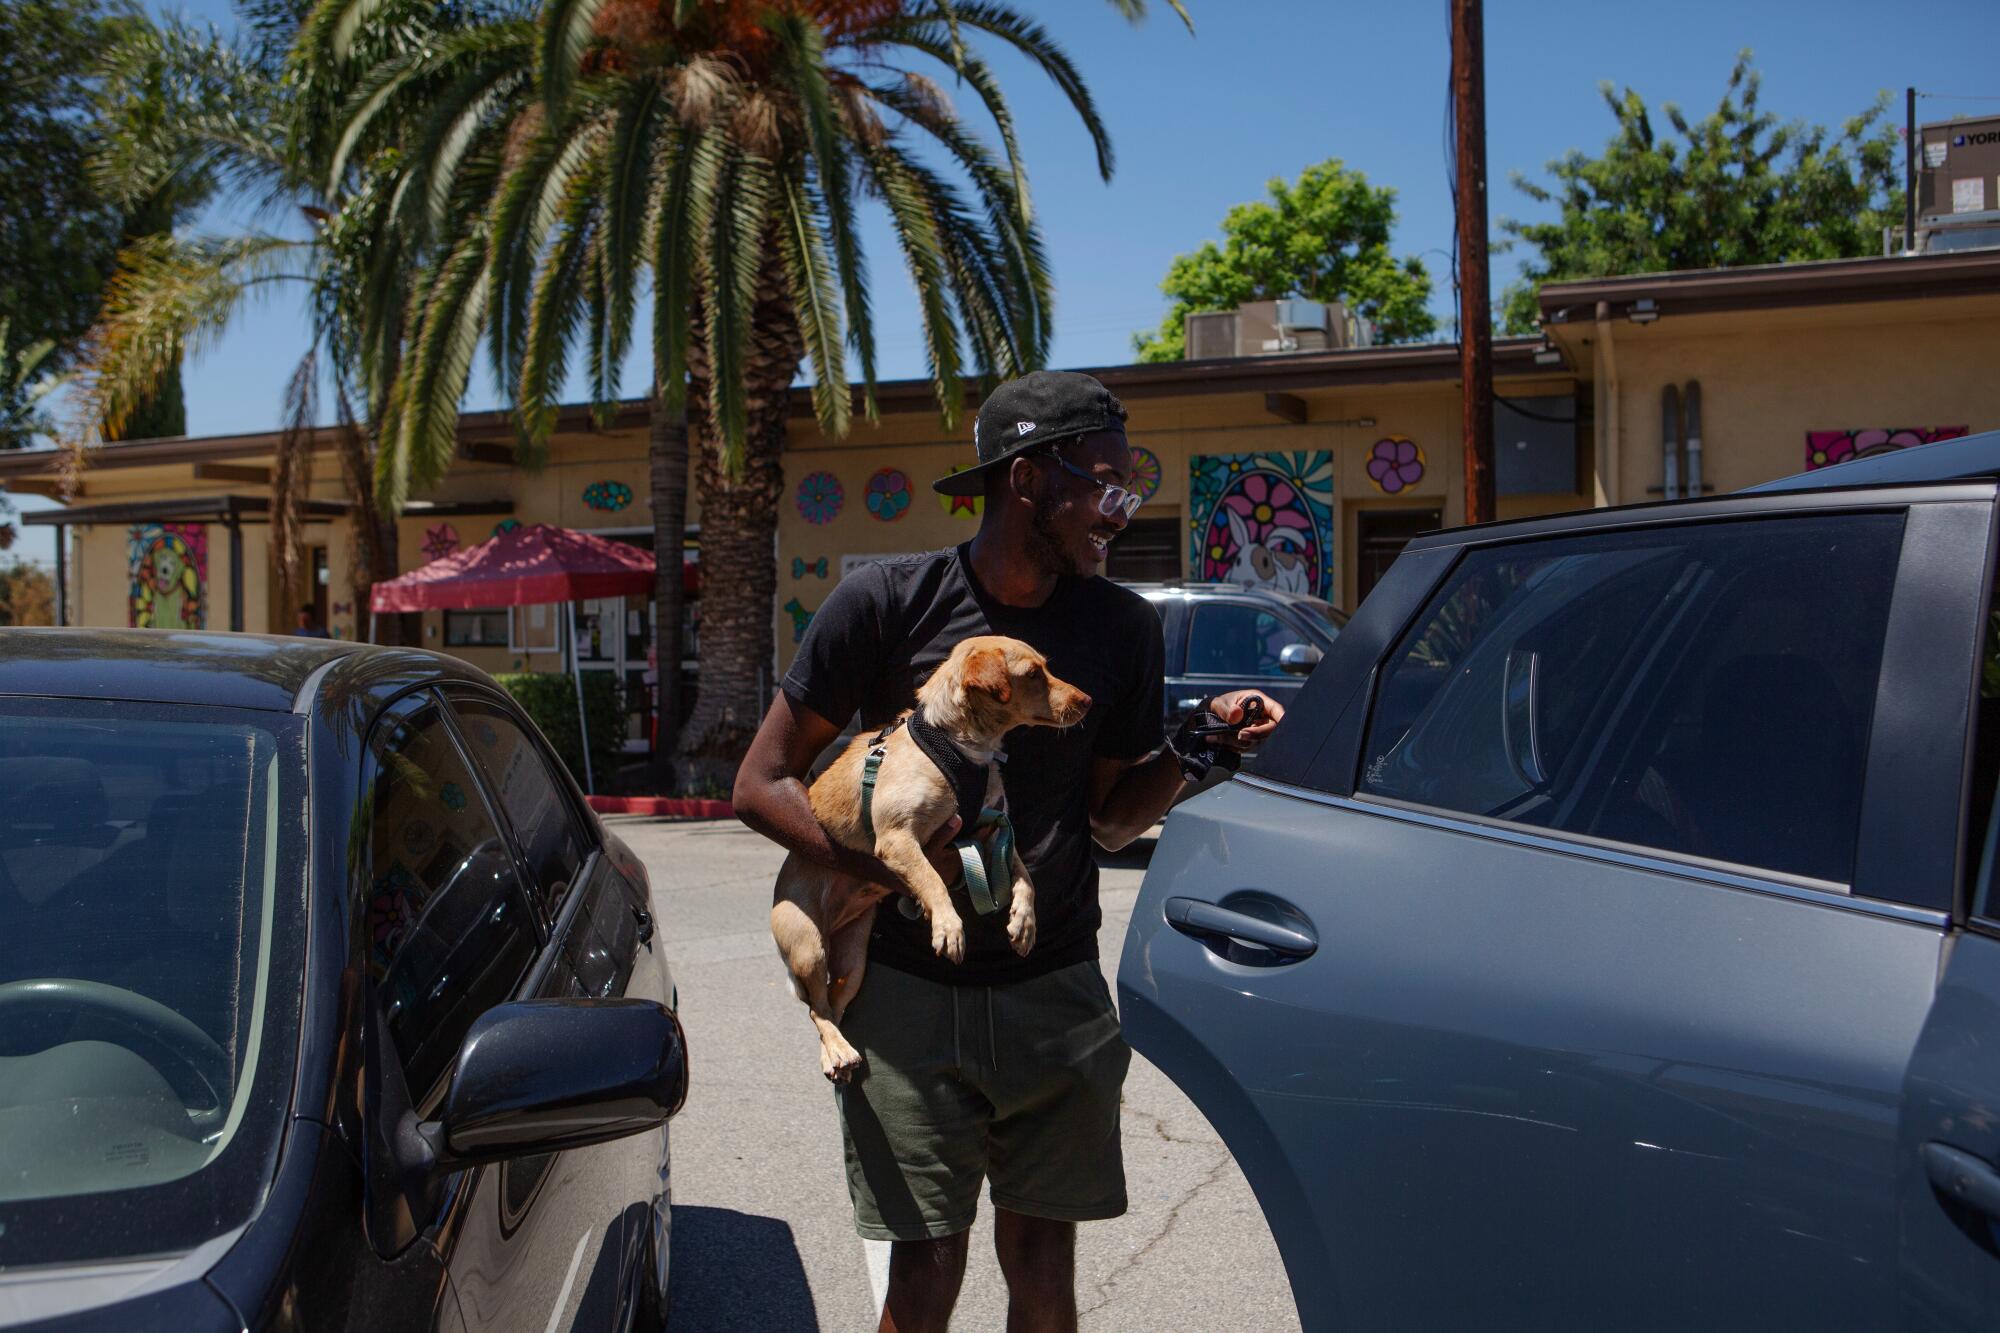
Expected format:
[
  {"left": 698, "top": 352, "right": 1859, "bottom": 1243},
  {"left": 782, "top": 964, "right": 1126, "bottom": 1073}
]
[{"left": 859, "top": 706, "right": 1015, "bottom": 917}]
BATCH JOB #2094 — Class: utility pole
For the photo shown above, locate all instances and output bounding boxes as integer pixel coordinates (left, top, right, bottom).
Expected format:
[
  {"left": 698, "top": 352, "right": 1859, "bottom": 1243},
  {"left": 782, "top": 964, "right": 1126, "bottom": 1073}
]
[
  {"left": 1453, "top": 0, "right": 1495, "bottom": 525},
  {"left": 1905, "top": 87, "right": 1917, "bottom": 253}
]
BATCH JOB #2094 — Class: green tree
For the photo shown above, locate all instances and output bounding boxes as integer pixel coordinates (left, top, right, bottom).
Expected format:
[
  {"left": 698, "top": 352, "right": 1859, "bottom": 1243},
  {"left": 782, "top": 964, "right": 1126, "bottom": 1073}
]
[
  {"left": 358, "top": 0, "right": 1179, "bottom": 772},
  {"left": 74, "top": 2, "right": 486, "bottom": 626},
  {"left": 1499, "top": 52, "right": 1900, "bottom": 334},
  {"left": 0, "top": 557, "right": 57, "bottom": 625},
  {"left": 1133, "top": 159, "right": 1436, "bottom": 361},
  {"left": 0, "top": 0, "right": 199, "bottom": 438}
]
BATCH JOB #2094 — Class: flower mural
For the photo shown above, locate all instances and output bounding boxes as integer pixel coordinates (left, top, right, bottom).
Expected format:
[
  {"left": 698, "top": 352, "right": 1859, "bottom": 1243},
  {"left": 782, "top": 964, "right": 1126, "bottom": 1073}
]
[
  {"left": 866, "top": 468, "right": 912, "bottom": 522},
  {"left": 1365, "top": 436, "right": 1427, "bottom": 494},
  {"left": 1127, "top": 447, "right": 1163, "bottom": 504},
  {"left": 421, "top": 523, "right": 460, "bottom": 562},
  {"left": 796, "top": 470, "right": 845, "bottom": 524},
  {"left": 128, "top": 522, "right": 207, "bottom": 629},
  {"left": 493, "top": 518, "right": 522, "bottom": 538},
  {"left": 1189, "top": 452, "right": 1335, "bottom": 599},
  {"left": 582, "top": 479, "right": 634, "bottom": 512},
  {"left": 1805, "top": 426, "right": 1968, "bottom": 471}
]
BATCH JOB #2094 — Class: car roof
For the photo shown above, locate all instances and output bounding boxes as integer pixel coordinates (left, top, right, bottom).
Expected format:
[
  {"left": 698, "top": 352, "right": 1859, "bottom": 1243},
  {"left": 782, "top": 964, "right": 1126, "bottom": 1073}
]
[
  {"left": 1124, "top": 580, "right": 1334, "bottom": 609},
  {"left": 0, "top": 628, "right": 467, "bottom": 713},
  {"left": 1743, "top": 427, "right": 2000, "bottom": 494}
]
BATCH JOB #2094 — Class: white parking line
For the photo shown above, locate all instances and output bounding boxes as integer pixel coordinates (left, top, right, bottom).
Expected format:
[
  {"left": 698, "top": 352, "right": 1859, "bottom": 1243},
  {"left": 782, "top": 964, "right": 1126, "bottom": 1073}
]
[
  {"left": 543, "top": 1229, "right": 592, "bottom": 1333},
  {"left": 863, "top": 1237, "right": 891, "bottom": 1313}
]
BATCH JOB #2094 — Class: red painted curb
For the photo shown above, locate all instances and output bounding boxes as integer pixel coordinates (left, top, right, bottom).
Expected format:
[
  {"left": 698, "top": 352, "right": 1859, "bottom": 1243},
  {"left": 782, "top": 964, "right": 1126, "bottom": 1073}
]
[{"left": 587, "top": 795, "right": 736, "bottom": 819}]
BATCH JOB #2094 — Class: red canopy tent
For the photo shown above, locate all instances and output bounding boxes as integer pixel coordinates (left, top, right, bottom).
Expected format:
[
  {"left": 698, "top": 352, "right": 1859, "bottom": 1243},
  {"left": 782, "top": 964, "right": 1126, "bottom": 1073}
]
[{"left": 370, "top": 524, "right": 659, "bottom": 792}]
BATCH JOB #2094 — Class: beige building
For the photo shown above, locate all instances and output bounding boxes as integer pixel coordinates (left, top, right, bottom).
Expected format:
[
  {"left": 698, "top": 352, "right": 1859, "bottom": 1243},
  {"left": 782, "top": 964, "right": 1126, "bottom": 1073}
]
[{"left": 6, "top": 248, "right": 1998, "bottom": 741}]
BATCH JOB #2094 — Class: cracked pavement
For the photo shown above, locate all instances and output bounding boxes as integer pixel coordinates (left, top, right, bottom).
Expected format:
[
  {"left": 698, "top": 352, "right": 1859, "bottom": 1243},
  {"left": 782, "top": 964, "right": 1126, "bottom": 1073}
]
[{"left": 625, "top": 817, "right": 1300, "bottom": 1331}]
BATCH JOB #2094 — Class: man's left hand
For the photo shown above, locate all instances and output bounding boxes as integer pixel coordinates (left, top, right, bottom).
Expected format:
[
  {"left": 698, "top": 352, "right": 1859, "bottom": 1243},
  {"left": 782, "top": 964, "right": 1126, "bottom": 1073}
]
[{"left": 1206, "top": 689, "right": 1284, "bottom": 753}]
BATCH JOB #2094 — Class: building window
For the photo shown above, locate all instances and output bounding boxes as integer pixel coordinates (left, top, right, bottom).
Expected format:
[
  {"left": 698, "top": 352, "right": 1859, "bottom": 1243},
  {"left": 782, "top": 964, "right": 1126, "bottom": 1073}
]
[
  {"left": 444, "top": 608, "right": 510, "bottom": 647},
  {"left": 1105, "top": 515, "right": 1183, "bottom": 582}
]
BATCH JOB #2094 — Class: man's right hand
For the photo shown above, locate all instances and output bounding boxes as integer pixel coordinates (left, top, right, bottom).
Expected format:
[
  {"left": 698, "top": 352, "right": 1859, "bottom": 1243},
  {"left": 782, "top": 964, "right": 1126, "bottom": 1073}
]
[{"left": 922, "top": 815, "right": 965, "bottom": 889}]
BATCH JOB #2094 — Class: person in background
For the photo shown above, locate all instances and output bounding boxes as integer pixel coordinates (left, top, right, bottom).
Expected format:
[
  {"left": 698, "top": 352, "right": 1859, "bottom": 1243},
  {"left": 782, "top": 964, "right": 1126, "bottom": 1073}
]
[{"left": 293, "top": 606, "right": 331, "bottom": 639}]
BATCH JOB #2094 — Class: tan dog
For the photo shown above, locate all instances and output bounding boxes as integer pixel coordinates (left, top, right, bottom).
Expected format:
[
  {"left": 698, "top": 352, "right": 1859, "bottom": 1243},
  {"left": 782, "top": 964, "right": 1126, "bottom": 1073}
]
[{"left": 770, "top": 636, "right": 1092, "bottom": 1081}]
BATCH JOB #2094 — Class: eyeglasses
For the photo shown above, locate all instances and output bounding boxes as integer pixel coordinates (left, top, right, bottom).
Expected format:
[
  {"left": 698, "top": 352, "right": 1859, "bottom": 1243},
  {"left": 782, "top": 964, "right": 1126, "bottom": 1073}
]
[{"left": 1043, "top": 450, "right": 1143, "bottom": 520}]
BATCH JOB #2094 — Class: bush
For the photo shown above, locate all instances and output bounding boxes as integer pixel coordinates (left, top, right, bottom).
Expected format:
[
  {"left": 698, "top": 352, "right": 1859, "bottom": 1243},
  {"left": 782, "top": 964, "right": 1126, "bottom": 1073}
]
[{"left": 496, "top": 670, "right": 624, "bottom": 789}]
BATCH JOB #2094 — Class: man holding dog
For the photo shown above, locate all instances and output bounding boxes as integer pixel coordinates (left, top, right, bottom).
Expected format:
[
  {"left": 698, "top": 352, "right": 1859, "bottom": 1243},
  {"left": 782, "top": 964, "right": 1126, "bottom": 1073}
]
[{"left": 735, "top": 370, "right": 1282, "bottom": 1333}]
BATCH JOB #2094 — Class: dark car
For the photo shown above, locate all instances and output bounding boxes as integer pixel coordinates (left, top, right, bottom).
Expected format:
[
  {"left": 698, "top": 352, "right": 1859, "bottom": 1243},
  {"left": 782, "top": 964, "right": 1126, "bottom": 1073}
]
[
  {"left": 0, "top": 630, "right": 686, "bottom": 1332},
  {"left": 1120, "top": 430, "right": 2000, "bottom": 1330},
  {"left": 1124, "top": 581, "right": 1345, "bottom": 727}
]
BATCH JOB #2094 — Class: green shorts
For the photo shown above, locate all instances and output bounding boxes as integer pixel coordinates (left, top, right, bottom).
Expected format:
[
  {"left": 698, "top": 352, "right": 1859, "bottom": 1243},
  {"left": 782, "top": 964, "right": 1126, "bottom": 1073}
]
[{"left": 834, "top": 959, "right": 1133, "bottom": 1242}]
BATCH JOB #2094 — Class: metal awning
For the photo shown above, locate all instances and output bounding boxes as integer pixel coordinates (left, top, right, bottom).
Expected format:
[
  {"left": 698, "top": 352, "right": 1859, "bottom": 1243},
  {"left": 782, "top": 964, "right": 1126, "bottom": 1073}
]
[{"left": 25, "top": 494, "right": 351, "bottom": 633}]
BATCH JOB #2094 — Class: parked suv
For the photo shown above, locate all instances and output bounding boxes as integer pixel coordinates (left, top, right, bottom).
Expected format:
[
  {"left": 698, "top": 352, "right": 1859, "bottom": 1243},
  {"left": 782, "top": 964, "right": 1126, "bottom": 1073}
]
[
  {"left": 1120, "top": 431, "right": 2000, "bottom": 1331},
  {"left": 1123, "top": 581, "right": 1345, "bottom": 730}
]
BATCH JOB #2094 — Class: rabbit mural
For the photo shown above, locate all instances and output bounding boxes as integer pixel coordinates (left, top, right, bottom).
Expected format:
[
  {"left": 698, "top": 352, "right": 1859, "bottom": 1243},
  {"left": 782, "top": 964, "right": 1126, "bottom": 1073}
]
[
  {"left": 1191, "top": 451, "right": 1336, "bottom": 599},
  {"left": 1223, "top": 509, "right": 1312, "bottom": 594}
]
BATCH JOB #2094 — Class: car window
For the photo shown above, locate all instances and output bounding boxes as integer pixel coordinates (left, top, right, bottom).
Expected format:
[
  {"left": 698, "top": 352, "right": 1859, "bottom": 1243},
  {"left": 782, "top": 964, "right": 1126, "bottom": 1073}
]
[
  {"left": 1186, "top": 602, "right": 1300, "bottom": 678},
  {"left": 1359, "top": 513, "right": 1905, "bottom": 885},
  {"left": 444, "top": 691, "right": 589, "bottom": 915},
  {"left": 365, "top": 700, "right": 538, "bottom": 1107}
]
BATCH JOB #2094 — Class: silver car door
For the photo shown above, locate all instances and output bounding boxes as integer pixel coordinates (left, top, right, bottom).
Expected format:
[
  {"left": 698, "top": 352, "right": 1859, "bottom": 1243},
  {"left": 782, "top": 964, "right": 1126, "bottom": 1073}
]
[{"left": 1123, "top": 496, "right": 1989, "bottom": 1331}]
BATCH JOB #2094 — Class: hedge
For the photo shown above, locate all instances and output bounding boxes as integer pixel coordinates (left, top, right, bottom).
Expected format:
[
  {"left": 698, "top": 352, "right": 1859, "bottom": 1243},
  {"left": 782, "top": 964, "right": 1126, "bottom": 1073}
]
[{"left": 496, "top": 671, "right": 625, "bottom": 788}]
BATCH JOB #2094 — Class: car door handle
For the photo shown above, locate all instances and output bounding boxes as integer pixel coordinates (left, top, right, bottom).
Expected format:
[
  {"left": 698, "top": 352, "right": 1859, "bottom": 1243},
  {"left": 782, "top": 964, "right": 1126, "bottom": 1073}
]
[
  {"left": 1163, "top": 897, "right": 1316, "bottom": 959},
  {"left": 1923, "top": 1142, "right": 2000, "bottom": 1220}
]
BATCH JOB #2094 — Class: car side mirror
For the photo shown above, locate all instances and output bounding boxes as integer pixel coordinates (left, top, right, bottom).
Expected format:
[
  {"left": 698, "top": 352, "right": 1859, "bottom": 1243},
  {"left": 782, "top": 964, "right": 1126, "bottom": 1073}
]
[
  {"left": 1278, "top": 642, "right": 1322, "bottom": 676},
  {"left": 435, "top": 998, "right": 688, "bottom": 1170}
]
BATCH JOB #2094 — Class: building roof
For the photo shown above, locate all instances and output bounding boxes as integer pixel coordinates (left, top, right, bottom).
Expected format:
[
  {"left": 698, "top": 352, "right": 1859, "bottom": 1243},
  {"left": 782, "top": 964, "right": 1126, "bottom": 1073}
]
[
  {"left": 1537, "top": 248, "right": 2000, "bottom": 323},
  {"left": 0, "top": 337, "right": 1553, "bottom": 481}
]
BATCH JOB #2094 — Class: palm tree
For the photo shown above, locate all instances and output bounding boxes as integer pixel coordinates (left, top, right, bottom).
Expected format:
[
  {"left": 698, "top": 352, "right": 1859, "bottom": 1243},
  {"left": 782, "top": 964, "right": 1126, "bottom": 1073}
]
[
  {"left": 365, "top": 0, "right": 1184, "bottom": 775},
  {"left": 73, "top": 2, "right": 487, "bottom": 632}
]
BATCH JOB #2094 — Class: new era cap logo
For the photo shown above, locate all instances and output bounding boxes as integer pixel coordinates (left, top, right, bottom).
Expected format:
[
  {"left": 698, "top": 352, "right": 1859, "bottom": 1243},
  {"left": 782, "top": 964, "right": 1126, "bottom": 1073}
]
[{"left": 1016, "top": 421, "right": 1035, "bottom": 436}]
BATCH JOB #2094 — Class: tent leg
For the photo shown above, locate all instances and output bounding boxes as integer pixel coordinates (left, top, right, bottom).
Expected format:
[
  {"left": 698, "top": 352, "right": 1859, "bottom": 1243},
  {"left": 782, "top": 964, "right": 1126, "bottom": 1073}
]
[
  {"left": 369, "top": 611, "right": 379, "bottom": 644},
  {"left": 570, "top": 605, "right": 595, "bottom": 795}
]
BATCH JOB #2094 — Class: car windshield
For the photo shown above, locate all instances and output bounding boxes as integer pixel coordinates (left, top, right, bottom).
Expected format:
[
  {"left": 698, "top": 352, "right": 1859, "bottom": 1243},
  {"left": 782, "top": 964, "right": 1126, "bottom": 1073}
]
[{"left": 0, "top": 697, "right": 303, "bottom": 1268}]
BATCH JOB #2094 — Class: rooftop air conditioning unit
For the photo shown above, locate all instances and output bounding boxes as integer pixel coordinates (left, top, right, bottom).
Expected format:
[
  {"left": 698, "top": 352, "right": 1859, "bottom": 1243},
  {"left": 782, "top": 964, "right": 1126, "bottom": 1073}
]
[
  {"left": 1184, "top": 309, "right": 1238, "bottom": 360},
  {"left": 1918, "top": 114, "right": 2000, "bottom": 222}
]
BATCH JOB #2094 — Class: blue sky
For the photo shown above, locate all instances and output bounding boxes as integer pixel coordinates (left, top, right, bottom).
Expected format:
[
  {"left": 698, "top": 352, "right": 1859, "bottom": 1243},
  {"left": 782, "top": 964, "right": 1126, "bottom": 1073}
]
[{"left": 11, "top": 0, "right": 1997, "bottom": 562}]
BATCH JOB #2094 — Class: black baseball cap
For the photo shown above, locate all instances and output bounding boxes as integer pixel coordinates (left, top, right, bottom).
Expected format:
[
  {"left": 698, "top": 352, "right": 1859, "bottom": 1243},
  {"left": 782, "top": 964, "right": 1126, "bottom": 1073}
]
[{"left": 933, "top": 370, "right": 1129, "bottom": 496}]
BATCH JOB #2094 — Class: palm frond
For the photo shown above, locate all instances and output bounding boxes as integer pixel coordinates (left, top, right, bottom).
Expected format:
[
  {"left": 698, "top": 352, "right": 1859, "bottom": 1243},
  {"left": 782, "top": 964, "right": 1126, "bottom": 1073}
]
[
  {"left": 93, "top": 16, "right": 287, "bottom": 209},
  {"left": 328, "top": 21, "right": 533, "bottom": 193},
  {"left": 697, "top": 146, "right": 773, "bottom": 471},
  {"left": 650, "top": 124, "right": 705, "bottom": 415},
  {"left": 855, "top": 141, "right": 963, "bottom": 426},
  {"left": 73, "top": 233, "right": 313, "bottom": 443},
  {"left": 898, "top": 3, "right": 1115, "bottom": 181},
  {"left": 518, "top": 161, "right": 603, "bottom": 455},
  {"left": 539, "top": 0, "right": 609, "bottom": 123},
  {"left": 603, "top": 75, "right": 665, "bottom": 379},
  {"left": 765, "top": 12, "right": 876, "bottom": 416},
  {"left": 874, "top": 29, "right": 1032, "bottom": 226},
  {"left": 772, "top": 171, "right": 849, "bottom": 438},
  {"left": 487, "top": 108, "right": 608, "bottom": 400},
  {"left": 383, "top": 228, "right": 491, "bottom": 511}
]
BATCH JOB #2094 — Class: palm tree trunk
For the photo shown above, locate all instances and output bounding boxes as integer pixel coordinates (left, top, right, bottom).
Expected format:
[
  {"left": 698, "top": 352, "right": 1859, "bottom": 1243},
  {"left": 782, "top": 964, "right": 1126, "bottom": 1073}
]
[
  {"left": 648, "top": 386, "right": 689, "bottom": 786},
  {"left": 676, "top": 242, "right": 802, "bottom": 776}
]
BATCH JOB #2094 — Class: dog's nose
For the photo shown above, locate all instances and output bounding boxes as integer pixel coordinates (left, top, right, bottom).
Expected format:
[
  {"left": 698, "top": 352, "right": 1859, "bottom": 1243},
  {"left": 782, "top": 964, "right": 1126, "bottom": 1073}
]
[{"left": 1064, "top": 687, "right": 1092, "bottom": 716}]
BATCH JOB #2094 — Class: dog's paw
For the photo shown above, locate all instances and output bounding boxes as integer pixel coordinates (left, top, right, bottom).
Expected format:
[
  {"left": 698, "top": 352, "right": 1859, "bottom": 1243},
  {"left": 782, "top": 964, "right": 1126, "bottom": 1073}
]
[
  {"left": 1007, "top": 896, "right": 1036, "bottom": 956},
  {"left": 931, "top": 910, "right": 966, "bottom": 963},
  {"left": 821, "top": 1038, "right": 864, "bottom": 1083}
]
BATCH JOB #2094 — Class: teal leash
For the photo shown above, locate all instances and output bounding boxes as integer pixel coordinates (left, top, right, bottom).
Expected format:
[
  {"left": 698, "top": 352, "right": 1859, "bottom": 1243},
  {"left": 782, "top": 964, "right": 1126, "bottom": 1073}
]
[{"left": 859, "top": 729, "right": 1013, "bottom": 917}]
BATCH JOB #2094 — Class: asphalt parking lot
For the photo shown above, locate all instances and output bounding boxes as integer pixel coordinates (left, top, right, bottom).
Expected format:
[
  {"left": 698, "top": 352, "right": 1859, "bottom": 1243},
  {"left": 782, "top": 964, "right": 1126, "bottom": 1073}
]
[{"left": 615, "top": 816, "right": 1301, "bottom": 1331}]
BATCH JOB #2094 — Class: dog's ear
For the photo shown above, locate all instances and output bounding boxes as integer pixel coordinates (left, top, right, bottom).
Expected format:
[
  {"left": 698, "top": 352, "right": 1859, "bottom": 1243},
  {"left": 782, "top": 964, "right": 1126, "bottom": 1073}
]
[{"left": 963, "top": 646, "right": 1012, "bottom": 703}]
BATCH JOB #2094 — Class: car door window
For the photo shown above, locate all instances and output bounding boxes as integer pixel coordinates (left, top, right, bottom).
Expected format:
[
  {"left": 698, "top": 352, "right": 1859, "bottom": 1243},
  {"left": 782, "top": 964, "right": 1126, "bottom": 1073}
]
[
  {"left": 1359, "top": 513, "right": 1905, "bottom": 884},
  {"left": 444, "top": 691, "right": 589, "bottom": 915},
  {"left": 1186, "top": 602, "right": 1297, "bottom": 678},
  {"left": 365, "top": 700, "right": 538, "bottom": 1107}
]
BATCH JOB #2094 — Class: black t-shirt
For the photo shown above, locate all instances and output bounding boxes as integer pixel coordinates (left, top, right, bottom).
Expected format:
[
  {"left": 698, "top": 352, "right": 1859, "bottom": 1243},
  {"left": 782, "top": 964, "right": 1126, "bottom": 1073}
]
[{"left": 782, "top": 543, "right": 1166, "bottom": 985}]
